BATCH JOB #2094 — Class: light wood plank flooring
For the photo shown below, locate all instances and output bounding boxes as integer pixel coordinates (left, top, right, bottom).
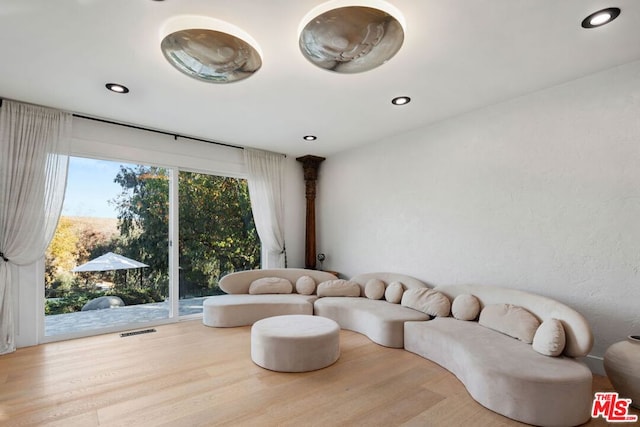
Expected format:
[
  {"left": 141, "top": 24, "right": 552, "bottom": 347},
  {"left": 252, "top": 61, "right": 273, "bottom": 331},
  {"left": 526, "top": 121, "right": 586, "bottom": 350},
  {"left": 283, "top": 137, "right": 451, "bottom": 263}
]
[{"left": 0, "top": 320, "right": 634, "bottom": 426}]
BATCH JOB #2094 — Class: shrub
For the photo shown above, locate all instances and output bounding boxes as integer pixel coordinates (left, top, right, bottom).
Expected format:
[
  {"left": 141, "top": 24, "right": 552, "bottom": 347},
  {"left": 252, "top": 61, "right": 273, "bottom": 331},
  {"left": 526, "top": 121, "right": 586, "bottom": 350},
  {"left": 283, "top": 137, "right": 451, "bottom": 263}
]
[
  {"left": 108, "top": 287, "right": 164, "bottom": 305},
  {"left": 44, "top": 287, "right": 165, "bottom": 315},
  {"left": 45, "top": 291, "right": 104, "bottom": 315}
]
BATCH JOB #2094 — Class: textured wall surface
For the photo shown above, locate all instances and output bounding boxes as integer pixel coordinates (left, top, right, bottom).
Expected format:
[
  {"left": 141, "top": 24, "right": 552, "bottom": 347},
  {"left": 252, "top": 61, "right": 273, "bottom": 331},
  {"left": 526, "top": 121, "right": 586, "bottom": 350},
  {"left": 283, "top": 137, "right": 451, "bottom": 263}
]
[{"left": 318, "top": 60, "right": 640, "bottom": 369}]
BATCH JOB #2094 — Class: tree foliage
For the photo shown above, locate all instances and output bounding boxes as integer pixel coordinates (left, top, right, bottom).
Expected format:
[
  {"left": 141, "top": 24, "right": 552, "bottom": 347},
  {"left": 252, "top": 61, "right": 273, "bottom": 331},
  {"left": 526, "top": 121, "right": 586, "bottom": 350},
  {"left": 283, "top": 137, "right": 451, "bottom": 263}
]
[
  {"left": 112, "top": 166, "right": 260, "bottom": 297},
  {"left": 112, "top": 165, "right": 170, "bottom": 294},
  {"left": 45, "top": 164, "right": 260, "bottom": 307},
  {"left": 45, "top": 217, "right": 78, "bottom": 288}
]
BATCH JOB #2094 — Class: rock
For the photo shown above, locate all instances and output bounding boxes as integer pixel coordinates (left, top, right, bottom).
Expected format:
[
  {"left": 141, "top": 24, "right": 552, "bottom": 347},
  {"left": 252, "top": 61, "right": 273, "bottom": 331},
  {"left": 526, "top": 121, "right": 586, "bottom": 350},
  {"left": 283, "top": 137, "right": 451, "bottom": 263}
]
[{"left": 81, "top": 296, "right": 125, "bottom": 311}]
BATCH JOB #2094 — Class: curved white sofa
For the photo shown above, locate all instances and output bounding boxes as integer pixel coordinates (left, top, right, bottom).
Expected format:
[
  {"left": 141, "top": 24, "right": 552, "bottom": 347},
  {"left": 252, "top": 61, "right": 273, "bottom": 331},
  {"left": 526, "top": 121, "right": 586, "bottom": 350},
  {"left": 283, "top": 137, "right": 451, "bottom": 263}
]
[
  {"left": 203, "top": 270, "right": 595, "bottom": 426},
  {"left": 313, "top": 272, "right": 430, "bottom": 348},
  {"left": 404, "top": 284, "right": 594, "bottom": 427},
  {"left": 202, "top": 268, "right": 337, "bottom": 327}
]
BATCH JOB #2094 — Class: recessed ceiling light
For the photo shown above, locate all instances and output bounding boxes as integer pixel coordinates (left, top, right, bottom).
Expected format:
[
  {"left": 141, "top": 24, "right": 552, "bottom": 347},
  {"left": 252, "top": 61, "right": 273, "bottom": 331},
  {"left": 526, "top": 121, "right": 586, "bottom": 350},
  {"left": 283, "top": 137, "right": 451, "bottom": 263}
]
[
  {"left": 391, "top": 96, "right": 411, "bottom": 105},
  {"left": 581, "top": 7, "right": 620, "bottom": 28},
  {"left": 105, "top": 83, "right": 129, "bottom": 93},
  {"left": 303, "top": 135, "right": 317, "bottom": 141}
]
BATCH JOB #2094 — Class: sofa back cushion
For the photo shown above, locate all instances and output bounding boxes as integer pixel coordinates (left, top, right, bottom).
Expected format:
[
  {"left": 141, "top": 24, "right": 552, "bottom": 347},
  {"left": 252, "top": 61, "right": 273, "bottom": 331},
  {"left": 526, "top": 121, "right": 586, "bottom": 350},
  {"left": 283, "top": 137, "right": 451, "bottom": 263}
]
[
  {"left": 479, "top": 303, "right": 540, "bottom": 344},
  {"left": 401, "top": 288, "right": 451, "bottom": 317},
  {"left": 219, "top": 269, "right": 338, "bottom": 294},
  {"left": 317, "top": 279, "right": 361, "bottom": 297},
  {"left": 532, "top": 318, "right": 566, "bottom": 356},
  {"left": 451, "top": 294, "right": 481, "bottom": 321},
  {"left": 364, "top": 279, "right": 385, "bottom": 300},
  {"left": 295, "top": 275, "right": 316, "bottom": 295},
  {"left": 384, "top": 281, "right": 405, "bottom": 304},
  {"left": 350, "top": 272, "right": 429, "bottom": 297},
  {"left": 249, "top": 277, "right": 293, "bottom": 295},
  {"left": 434, "top": 284, "right": 593, "bottom": 357}
]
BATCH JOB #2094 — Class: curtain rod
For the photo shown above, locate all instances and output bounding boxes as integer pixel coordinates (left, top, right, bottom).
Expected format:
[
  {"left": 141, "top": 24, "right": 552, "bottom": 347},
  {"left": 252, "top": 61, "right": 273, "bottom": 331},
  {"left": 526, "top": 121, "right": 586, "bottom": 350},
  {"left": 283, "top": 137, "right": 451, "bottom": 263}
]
[
  {"left": 1, "top": 96, "right": 241, "bottom": 150},
  {"left": 72, "top": 113, "right": 244, "bottom": 151},
  {"left": 1, "top": 97, "right": 288, "bottom": 156}
]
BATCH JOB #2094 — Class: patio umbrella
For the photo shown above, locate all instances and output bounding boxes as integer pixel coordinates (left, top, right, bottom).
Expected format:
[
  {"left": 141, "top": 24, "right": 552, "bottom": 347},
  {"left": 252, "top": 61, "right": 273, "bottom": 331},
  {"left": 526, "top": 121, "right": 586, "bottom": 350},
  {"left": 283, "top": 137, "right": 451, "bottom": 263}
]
[
  {"left": 73, "top": 252, "right": 148, "bottom": 272},
  {"left": 72, "top": 252, "right": 148, "bottom": 287}
]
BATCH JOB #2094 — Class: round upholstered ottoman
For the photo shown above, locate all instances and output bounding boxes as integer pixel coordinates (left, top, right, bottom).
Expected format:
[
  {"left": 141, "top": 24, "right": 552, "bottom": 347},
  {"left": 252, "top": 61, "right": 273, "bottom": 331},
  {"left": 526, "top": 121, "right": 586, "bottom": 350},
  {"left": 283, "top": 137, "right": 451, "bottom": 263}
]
[{"left": 251, "top": 315, "right": 340, "bottom": 372}]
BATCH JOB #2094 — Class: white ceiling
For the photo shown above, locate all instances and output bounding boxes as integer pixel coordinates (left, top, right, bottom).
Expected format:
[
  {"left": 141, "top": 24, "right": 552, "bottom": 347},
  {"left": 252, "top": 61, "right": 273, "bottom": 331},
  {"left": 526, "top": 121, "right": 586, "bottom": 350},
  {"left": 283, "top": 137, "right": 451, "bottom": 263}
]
[{"left": 1, "top": 0, "right": 639, "bottom": 157}]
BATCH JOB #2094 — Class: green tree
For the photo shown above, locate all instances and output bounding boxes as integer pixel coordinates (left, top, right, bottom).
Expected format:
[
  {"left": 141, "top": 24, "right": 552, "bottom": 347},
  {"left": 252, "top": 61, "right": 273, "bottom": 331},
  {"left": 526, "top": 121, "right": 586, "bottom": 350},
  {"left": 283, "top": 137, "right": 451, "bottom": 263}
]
[
  {"left": 45, "top": 217, "right": 122, "bottom": 297},
  {"left": 45, "top": 217, "right": 79, "bottom": 290},
  {"left": 112, "top": 166, "right": 260, "bottom": 298},
  {"left": 112, "top": 165, "right": 170, "bottom": 294},
  {"left": 178, "top": 171, "right": 260, "bottom": 296},
  {"left": 45, "top": 217, "right": 78, "bottom": 283}
]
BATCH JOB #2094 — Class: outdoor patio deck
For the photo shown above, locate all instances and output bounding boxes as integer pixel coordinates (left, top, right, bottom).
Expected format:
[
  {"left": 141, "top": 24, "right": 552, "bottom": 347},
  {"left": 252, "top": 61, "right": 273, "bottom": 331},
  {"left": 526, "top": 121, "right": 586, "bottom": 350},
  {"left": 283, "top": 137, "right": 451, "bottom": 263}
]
[{"left": 45, "top": 297, "right": 208, "bottom": 336}]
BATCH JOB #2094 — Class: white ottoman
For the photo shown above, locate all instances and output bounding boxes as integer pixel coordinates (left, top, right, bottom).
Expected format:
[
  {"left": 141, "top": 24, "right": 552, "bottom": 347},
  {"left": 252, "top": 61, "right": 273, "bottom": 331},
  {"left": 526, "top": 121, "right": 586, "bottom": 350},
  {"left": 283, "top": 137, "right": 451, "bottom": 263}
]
[{"left": 251, "top": 315, "right": 340, "bottom": 372}]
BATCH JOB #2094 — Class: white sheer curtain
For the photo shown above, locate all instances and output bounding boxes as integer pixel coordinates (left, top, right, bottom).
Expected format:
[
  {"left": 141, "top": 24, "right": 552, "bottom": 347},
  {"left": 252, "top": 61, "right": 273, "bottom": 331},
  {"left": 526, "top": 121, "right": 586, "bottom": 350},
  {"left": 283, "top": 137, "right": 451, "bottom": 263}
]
[
  {"left": 244, "top": 148, "right": 286, "bottom": 268},
  {"left": 0, "top": 100, "right": 71, "bottom": 354}
]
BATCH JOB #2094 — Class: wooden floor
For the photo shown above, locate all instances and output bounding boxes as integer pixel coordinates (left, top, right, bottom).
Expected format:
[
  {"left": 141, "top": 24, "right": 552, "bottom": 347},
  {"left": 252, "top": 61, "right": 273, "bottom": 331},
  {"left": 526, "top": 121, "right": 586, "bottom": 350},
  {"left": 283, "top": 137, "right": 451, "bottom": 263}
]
[{"left": 0, "top": 320, "right": 634, "bottom": 427}]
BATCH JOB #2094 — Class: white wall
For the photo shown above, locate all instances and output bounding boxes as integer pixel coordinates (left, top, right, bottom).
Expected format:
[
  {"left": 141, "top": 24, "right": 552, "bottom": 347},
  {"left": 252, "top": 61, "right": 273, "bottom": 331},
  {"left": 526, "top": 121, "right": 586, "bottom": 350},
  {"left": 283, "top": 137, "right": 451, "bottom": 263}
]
[
  {"left": 318, "top": 60, "right": 640, "bottom": 372},
  {"left": 16, "top": 117, "right": 306, "bottom": 347}
]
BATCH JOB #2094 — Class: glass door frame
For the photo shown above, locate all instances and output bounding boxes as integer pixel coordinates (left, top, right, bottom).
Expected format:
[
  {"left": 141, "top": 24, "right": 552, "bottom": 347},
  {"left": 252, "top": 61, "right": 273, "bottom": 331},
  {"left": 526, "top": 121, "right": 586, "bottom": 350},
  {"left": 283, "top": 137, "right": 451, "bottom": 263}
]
[
  {"left": 39, "top": 161, "right": 251, "bottom": 343},
  {"left": 40, "top": 158, "right": 178, "bottom": 342}
]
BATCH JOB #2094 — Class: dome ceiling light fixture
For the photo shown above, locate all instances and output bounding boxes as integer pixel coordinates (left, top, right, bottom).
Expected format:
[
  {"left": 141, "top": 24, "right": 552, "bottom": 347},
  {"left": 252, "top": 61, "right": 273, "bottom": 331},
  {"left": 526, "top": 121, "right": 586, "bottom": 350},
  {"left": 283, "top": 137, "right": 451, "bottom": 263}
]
[
  {"left": 160, "top": 16, "right": 262, "bottom": 83},
  {"left": 581, "top": 7, "right": 621, "bottom": 28},
  {"left": 299, "top": 3, "right": 405, "bottom": 73},
  {"left": 303, "top": 135, "right": 318, "bottom": 141}
]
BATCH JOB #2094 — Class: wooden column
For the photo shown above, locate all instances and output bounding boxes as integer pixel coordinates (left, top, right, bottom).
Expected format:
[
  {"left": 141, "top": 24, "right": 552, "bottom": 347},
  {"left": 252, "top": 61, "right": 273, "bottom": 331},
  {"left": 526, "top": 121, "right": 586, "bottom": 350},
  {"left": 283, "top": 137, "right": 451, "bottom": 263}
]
[{"left": 296, "top": 155, "right": 325, "bottom": 269}]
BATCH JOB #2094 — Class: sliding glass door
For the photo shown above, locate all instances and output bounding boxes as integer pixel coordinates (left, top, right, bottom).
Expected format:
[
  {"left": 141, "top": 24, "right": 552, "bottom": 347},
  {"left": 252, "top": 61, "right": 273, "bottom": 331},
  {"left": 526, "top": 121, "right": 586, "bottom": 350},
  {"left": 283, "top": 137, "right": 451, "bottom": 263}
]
[
  {"left": 44, "top": 158, "right": 170, "bottom": 337},
  {"left": 44, "top": 157, "right": 260, "bottom": 337},
  {"left": 177, "top": 171, "right": 260, "bottom": 316}
]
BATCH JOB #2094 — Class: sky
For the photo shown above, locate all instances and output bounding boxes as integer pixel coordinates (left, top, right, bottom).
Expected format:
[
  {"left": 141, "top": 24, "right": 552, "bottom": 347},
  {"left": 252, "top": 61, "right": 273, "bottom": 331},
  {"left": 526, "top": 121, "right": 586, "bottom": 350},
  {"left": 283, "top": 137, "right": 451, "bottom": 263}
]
[{"left": 61, "top": 157, "right": 137, "bottom": 219}]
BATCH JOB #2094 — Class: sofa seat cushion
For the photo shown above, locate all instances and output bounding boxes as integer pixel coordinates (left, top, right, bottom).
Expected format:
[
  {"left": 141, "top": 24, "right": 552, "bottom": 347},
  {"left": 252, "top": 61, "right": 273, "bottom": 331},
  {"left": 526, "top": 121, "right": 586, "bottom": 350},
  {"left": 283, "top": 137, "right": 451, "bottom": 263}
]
[
  {"left": 314, "top": 297, "right": 429, "bottom": 348},
  {"left": 404, "top": 318, "right": 593, "bottom": 426},
  {"left": 203, "top": 294, "right": 317, "bottom": 327}
]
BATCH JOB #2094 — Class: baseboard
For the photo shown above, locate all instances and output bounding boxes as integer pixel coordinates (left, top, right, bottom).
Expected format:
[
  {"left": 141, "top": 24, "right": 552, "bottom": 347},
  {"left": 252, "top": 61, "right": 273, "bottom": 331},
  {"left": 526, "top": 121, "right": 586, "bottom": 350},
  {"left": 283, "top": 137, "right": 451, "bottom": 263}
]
[{"left": 585, "top": 354, "right": 605, "bottom": 376}]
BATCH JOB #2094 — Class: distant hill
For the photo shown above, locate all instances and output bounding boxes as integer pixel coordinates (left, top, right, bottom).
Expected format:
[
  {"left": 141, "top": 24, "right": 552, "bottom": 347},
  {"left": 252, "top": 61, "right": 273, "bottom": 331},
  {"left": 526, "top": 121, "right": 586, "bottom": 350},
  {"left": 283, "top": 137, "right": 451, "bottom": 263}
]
[{"left": 63, "top": 216, "right": 120, "bottom": 239}]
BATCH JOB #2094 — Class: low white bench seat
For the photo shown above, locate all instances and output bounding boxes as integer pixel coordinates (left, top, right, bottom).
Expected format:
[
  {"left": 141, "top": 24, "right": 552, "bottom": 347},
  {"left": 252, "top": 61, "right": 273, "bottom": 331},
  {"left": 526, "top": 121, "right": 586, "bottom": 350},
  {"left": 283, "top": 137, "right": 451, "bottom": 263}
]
[
  {"left": 251, "top": 314, "right": 340, "bottom": 372},
  {"left": 203, "top": 294, "right": 317, "bottom": 327},
  {"left": 202, "top": 268, "right": 337, "bottom": 327},
  {"left": 404, "top": 284, "right": 594, "bottom": 426},
  {"left": 405, "top": 318, "right": 592, "bottom": 426},
  {"left": 312, "top": 273, "right": 432, "bottom": 348},
  {"left": 314, "top": 297, "right": 428, "bottom": 348}
]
